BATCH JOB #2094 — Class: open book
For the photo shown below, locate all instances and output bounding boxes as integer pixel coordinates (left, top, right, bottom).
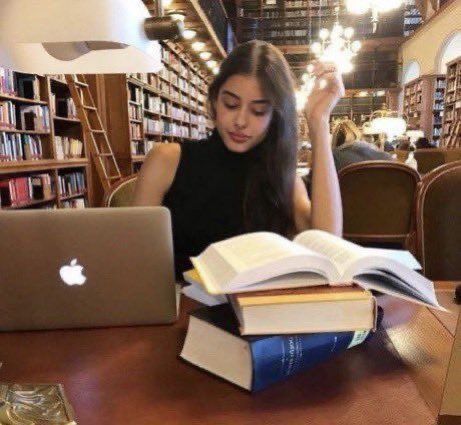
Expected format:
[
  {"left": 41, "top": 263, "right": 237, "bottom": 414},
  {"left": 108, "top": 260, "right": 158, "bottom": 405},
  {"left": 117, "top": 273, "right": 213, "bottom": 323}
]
[{"left": 190, "top": 230, "right": 443, "bottom": 310}]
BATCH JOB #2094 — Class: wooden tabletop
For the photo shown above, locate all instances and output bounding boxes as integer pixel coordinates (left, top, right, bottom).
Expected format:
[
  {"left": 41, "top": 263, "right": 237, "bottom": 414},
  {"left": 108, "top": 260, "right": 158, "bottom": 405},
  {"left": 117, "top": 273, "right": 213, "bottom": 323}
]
[{"left": 0, "top": 283, "right": 459, "bottom": 425}]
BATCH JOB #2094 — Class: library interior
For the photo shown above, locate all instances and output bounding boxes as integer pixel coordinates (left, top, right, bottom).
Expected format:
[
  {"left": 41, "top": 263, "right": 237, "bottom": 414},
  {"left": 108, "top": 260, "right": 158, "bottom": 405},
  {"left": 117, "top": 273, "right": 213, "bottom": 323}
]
[{"left": 0, "top": 1, "right": 460, "bottom": 424}]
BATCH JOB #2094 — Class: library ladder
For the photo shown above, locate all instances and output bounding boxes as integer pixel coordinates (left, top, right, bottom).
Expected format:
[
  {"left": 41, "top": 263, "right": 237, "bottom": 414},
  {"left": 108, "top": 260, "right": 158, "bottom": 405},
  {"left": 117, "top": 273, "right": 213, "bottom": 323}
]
[
  {"left": 65, "top": 74, "right": 122, "bottom": 192},
  {"left": 446, "top": 119, "right": 461, "bottom": 148}
]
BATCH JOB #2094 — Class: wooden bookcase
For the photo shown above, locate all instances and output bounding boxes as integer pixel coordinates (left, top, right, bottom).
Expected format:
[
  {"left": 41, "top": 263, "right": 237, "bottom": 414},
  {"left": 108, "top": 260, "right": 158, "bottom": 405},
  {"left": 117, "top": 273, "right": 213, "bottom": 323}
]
[
  {"left": 441, "top": 56, "right": 461, "bottom": 148},
  {"left": 104, "top": 41, "right": 214, "bottom": 176},
  {"left": 403, "top": 74, "right": 446, "bottom": 144},
  {"left": 0, "top": 70, "right": 93, "bottom": 209}
]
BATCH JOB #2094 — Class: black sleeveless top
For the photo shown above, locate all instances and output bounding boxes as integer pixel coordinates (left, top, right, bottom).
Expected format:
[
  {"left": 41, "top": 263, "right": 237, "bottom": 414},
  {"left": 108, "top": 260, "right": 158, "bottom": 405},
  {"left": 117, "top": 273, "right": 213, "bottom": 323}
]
[{"left": 163, "top": 130, "right": 255, "bottom": 278}]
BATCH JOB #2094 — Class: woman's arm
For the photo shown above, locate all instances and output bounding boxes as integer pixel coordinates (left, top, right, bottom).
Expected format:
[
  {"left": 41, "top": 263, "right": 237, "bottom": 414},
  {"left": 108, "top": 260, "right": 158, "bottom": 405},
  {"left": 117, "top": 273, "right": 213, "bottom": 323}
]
[
  {"left": 133, "top": 143, "right": 181, "bottom": 206},
  {"left": 295, "top": 61, "right": 344, "bottom": 236}
]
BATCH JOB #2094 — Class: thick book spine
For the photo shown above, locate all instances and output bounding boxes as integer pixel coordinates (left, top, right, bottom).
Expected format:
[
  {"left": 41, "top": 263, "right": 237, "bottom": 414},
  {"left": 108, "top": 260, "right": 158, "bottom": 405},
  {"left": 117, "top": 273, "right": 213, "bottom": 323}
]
[{"left": 250, "top": 329, "right": 370, "bottom": 392}]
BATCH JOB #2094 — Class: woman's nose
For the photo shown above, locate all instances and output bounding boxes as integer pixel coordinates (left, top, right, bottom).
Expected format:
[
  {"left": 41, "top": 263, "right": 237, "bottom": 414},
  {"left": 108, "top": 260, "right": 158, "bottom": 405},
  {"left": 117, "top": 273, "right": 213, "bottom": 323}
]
[{"left": 234, "top": 107, "right": 248, "bottom": 129}]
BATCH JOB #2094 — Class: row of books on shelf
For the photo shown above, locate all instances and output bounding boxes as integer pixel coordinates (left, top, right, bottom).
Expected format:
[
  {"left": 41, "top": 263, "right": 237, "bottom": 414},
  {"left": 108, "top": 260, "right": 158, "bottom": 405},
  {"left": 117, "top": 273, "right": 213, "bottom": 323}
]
[
  {"left": 0, "top": 174, "right": 52, "bottom": 207},
  {"left": 179, "top": 229, "right": 441, "bottom": 391},
  {"left": 131, "top": 140, "right": 156, "bottom": 156},
  {"left": 62, "top": 198, "right": 86, "bottom": 209},
  {"left": 58, "top": 171, "right": 85, "bottom": 198},
  {"left": 0, "top": 102, "right": 50, "bottom": 132},
  {"left": 0, "top": 67, "right": 41, "bottom": 100},
  {"left": 129, "top": 104, "right": 143, "bottom": 120},
  {"left": 50, "top": 94, "right": 77, "bottom": 119},
  {"left": 55, "top": 136, "right": 84, "bottom": 160},
  {"left": 0, "top": 133, "right": 43, "bottom": 162},
  {"left": 143, "top": 119, "right": 191, "bottom": 138}
]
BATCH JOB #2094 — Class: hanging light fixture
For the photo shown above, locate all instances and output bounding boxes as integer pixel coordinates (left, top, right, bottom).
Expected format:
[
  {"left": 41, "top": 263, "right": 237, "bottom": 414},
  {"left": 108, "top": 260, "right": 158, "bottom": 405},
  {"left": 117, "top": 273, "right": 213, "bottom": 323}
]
[
  {"left": 310, "top": 6, "right": 361, "bottom": 75},
  {"left": 346, "top": 0, "right": 404, "bottom": 33},
  {"left": 191, "top": 41, "right": 206, "bottom": 51},
  {"left": 367, "top": 109, "right": 407, "bottom": 139},
  {"left": 183, "top": 29, "right": 197, "bottom": 40},
  {"left": 0, "top": 0, "right": 183, "bottom": 73},
  {"left": 167, "top": 10, "right": 187, "bottom": 22},
  {"left": 199, "top": 51, "right": 212, "bottom": 60}
]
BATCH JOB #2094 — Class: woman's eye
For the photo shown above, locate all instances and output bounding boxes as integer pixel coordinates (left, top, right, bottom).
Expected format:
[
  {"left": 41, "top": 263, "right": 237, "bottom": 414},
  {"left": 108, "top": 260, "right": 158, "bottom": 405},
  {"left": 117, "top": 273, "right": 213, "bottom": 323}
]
[
  {"left": 252, "top": 109, "right": 269, "bottom": 117},
  {"left": 224, "top": 102, "right": 239, "bottom": 110}
]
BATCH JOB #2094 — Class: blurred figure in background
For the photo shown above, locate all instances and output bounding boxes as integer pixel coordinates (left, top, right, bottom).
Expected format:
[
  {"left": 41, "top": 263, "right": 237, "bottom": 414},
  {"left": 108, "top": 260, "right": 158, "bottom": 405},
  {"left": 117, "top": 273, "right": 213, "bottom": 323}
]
[{"left": 331, "top": 120, "right": 392, "bottom": 171}]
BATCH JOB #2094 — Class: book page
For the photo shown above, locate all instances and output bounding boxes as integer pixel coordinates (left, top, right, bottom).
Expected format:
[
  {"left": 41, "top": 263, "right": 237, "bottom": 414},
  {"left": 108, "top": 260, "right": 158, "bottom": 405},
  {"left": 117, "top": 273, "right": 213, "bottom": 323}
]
[
  {"left": 294, "top": 230, "right": 365, "bottom": 274},
  {"left": 212, "top": 232, "right": 314, "bottom": 273},
  {"left": 355, "top": 272, "right": 445, "bottom": 311}
]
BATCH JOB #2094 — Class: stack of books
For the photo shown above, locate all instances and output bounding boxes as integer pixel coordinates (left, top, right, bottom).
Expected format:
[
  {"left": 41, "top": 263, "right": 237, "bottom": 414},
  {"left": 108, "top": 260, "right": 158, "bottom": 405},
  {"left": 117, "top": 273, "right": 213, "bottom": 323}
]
[{"left": 180, "top": 229, "right": 443, "bottom": 392}]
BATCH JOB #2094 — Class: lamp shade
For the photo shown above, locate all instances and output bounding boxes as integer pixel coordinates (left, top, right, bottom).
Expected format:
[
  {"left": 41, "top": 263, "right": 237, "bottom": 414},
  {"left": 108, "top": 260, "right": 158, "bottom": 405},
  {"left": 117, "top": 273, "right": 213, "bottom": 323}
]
[
  {"left": 0, "top": 0, "right": 166, "bottom": 73},
  {"left": 370, "top": 117, "right": 407, "bottom": 139}
]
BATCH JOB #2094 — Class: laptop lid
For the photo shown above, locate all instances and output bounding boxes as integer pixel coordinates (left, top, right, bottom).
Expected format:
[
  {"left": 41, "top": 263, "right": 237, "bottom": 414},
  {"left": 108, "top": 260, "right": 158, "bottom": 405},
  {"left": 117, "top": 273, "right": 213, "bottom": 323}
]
[{"left": 0, "top": 206, "right": 177, "bottom": 331}]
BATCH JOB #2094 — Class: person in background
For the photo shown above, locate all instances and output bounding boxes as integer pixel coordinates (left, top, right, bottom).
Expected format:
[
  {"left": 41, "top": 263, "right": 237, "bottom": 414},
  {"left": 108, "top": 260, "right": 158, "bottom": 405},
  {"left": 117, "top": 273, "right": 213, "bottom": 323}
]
[
  {"left": 331, "top": 120, "right": 392, "bottom": 172},
  {"left": 134, "top": 40, "right": 344, "bottom": 277},
  {"left": 415, "top": 137, "right": 436, "bottom": 149}
]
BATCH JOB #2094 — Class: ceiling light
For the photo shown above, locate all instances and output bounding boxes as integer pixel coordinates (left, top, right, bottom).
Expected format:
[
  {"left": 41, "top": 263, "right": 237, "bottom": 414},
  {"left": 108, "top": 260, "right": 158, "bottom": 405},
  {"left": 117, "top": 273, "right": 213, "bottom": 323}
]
[
  {"left": 192, "top": 41, "right": 205, "bottom": 51},
  {"left": 0, "top": 0, "right": 183, "bottom": 73},
  {"left": 183, "top": 29, "right": 197, "bottom": 40},
  {"left": 358, "top": 91, "right": 369, "bottom": 97},
  {"left": 163, "top": 0, "right": 173, "bottom": 7},
  {"left": 199, "top": 51, "right": 212, "bottom": 60},
  {"left": 167, "top": 10, "right": 186, "bottom": 22},
  {"left": 346, "top": 0, "right": 404, "bottom": 33},
  {"left": 206, "top": 60, "right": 217, "bottom": 69},
  {"left": 212, "top": 66, "right": 219, "bottom": 75},
  {"left": 376, "top": 90, "right": 386, "bottom": 96}
]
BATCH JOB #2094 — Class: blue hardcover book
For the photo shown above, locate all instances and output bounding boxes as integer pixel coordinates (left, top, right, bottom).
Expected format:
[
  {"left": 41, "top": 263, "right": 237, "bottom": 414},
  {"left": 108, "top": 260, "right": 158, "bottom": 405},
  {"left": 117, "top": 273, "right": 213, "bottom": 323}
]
[{"left": 180, "top": 304, "right": 381, "bottom": 392}]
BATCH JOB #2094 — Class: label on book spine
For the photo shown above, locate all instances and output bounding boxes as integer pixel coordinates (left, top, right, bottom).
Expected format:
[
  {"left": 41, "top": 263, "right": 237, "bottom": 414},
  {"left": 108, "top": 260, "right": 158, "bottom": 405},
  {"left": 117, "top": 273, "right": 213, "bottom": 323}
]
[
  {"left": 347, "top": 329, "right": 371, "bottom": 349},
  {"left": 250, "top": 331, "right": 355, "bottom": 392}
]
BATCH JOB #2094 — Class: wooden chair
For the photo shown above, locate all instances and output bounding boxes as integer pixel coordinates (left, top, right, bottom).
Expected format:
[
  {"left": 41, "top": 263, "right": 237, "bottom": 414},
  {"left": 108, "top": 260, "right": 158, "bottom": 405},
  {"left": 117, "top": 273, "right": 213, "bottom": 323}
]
[
  {"left": 103, "top": 175, "right": 137, "bottom": 207},
  {"left": 338, "top": 161, "right": 421, "bottom": 250},
  {"left": 415, "top": 161, "right": 461, "bottom": 280},
  {"left": 414, "top": 149, "right": 446, "bottom": 174}
]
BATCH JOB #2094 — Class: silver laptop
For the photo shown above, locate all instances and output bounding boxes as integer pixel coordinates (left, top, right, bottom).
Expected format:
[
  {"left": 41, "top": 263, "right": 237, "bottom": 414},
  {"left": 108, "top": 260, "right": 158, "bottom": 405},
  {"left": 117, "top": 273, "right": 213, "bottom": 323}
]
[{"left": 0, "top": 207, "right": 177, "bottom": 331}]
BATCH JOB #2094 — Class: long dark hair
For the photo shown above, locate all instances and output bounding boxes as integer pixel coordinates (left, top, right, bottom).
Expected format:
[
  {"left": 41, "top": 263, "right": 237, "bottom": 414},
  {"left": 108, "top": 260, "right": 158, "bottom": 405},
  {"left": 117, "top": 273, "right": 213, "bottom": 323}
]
[{"left": 208, "top": 40, "right": 299, "bottom": 237}]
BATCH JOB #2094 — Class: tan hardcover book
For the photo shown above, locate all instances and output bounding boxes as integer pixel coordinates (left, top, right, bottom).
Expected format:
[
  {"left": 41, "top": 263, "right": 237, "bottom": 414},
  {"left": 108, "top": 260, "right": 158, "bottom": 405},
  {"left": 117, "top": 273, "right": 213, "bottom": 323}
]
[{"left": 229, "top": 284, "right": 377, "bottom": 335}]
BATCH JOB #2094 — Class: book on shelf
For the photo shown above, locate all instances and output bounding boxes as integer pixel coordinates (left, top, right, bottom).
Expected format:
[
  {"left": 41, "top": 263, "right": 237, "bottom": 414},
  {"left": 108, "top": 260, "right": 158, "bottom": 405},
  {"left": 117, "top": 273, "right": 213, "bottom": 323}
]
[
  {"left": 54, "top": 136, "right": 83, "bottom": 159},
  {"left": 0, "top": 133, "right": 43, "bottom": 161},
  {"left": 0, "top": 67, "right": 16, "bottom": 95},
  {"left": 0, "top": 173, "right": 52, "bottom": 207},
  {"left": 190, "top": 229, "right": 443, "bottom": 310},
  {"left": 19, "top": 105, "right": 50, "bottom": 132},
  {"left": 15, "top": 73, "right": 41, "bottom": 100},
  {"left": 180, "top": 303, "right": 379, "bottom": 392}
]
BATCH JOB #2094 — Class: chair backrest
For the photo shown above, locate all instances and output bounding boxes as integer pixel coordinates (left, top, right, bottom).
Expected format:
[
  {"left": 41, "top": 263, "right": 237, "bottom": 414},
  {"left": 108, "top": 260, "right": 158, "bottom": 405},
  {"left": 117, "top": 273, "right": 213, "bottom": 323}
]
[
  {"left": 416, "top": 161, "right": 461, "bottom": 280},
  {"left": 338, "top": 161, "right": 421, "bottom": 247},
  {"left": 414, "top": 149, "right": 446, "bottom": 174},
  {"left": 103, "top": 175, "right": 137, "bottom": 207}
]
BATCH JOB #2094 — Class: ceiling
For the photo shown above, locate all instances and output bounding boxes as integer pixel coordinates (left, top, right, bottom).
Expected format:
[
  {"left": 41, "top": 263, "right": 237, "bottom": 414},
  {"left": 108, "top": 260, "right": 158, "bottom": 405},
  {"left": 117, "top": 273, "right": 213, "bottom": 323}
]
[{"left": 228, "top": 0, "right": 424, "bottom": 89}]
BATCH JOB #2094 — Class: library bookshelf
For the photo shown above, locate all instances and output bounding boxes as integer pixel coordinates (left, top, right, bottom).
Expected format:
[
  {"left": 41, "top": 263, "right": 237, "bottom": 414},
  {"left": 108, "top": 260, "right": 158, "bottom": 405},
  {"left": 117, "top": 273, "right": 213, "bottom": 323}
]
[
  {"left": 0, "top": 71, "right": 92, "bottom": 210},
  {"left": 441, "top": 56, "right": 461, "bottom": 148},
  {"left": 103, "top": 41, "right": 214, "bottom": 176},
  {"left": 403, "top": 74, "right": 446, "bottom": 144}
]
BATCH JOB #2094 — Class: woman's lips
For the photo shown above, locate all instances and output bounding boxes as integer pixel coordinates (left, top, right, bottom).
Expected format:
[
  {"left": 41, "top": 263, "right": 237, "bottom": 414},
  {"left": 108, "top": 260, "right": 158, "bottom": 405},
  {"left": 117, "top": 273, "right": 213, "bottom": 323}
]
[{"left": 228, "top": 131, "right": 250, "bottom": 143}]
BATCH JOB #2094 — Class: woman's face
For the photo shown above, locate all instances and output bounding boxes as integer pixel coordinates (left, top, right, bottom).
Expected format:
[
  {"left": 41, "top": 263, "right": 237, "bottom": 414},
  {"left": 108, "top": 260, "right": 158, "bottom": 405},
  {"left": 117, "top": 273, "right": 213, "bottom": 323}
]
[{"left": 214, "top": 74, "right": 274, "bottom": 153}]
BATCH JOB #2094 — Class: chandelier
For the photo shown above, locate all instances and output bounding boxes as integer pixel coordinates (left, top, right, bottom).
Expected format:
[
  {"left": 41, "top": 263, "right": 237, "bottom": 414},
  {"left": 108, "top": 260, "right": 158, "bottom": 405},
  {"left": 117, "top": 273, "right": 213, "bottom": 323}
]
[
  {"left": 296, "top": 5, "right": 361, "bottom": 111},
  {"left": 346, "top": 0, "right": 404, "bottom": 33},
  {"left": 310, "top": 22, "right": 361, "bottom": 74}
]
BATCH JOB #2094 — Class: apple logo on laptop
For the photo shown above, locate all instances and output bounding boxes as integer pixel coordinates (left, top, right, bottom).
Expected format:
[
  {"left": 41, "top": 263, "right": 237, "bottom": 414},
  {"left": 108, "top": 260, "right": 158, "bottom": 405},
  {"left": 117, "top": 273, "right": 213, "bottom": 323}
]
[{"left": 59, "top": 259, "right": 87, "bottom": 286}]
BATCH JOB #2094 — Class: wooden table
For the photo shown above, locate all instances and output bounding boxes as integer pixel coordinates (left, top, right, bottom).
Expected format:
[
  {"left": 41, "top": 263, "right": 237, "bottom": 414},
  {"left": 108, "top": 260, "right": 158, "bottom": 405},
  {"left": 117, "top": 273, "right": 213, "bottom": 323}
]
[{"left": 0, "top": 283, "right": 459, "bottom": 425}]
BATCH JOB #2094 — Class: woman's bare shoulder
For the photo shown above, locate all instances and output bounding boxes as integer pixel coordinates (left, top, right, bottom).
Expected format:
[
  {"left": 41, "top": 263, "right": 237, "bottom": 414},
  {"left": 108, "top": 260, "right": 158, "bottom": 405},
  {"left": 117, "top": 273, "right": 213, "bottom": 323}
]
[{"left": 133, "top": 143, "right": 181, "bottom": 206}]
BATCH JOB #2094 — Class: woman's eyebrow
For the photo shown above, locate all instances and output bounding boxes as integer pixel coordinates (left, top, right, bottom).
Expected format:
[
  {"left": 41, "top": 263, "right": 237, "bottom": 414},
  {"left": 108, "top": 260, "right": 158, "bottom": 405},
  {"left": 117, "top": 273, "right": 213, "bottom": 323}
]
[{"left": 222, "top": 90, "right": 270, "bottom": 105}]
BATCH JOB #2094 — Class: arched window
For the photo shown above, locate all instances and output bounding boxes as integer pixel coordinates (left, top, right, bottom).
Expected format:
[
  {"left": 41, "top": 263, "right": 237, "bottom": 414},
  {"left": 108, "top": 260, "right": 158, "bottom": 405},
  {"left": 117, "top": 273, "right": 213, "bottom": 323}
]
[
  {"left": 402, "top": 61, "right": 421, "bottom": 84},
  {"left": 437, "top": 31, "right": 461, "bottom": 73}
]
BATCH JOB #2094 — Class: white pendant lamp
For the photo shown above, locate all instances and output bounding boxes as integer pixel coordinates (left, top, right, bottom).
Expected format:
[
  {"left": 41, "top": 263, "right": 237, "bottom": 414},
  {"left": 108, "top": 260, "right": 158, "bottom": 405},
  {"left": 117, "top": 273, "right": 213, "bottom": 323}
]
[{"left": 0, "top": 0, "right": 183, "bottom": 74}]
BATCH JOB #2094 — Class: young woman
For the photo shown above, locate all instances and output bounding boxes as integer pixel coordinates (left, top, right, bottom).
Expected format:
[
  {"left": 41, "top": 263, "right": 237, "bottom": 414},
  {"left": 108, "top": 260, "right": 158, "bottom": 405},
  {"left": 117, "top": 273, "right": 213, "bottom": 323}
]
[{"left": 134, "top": 40, "right": 343, "bottom": 276}]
